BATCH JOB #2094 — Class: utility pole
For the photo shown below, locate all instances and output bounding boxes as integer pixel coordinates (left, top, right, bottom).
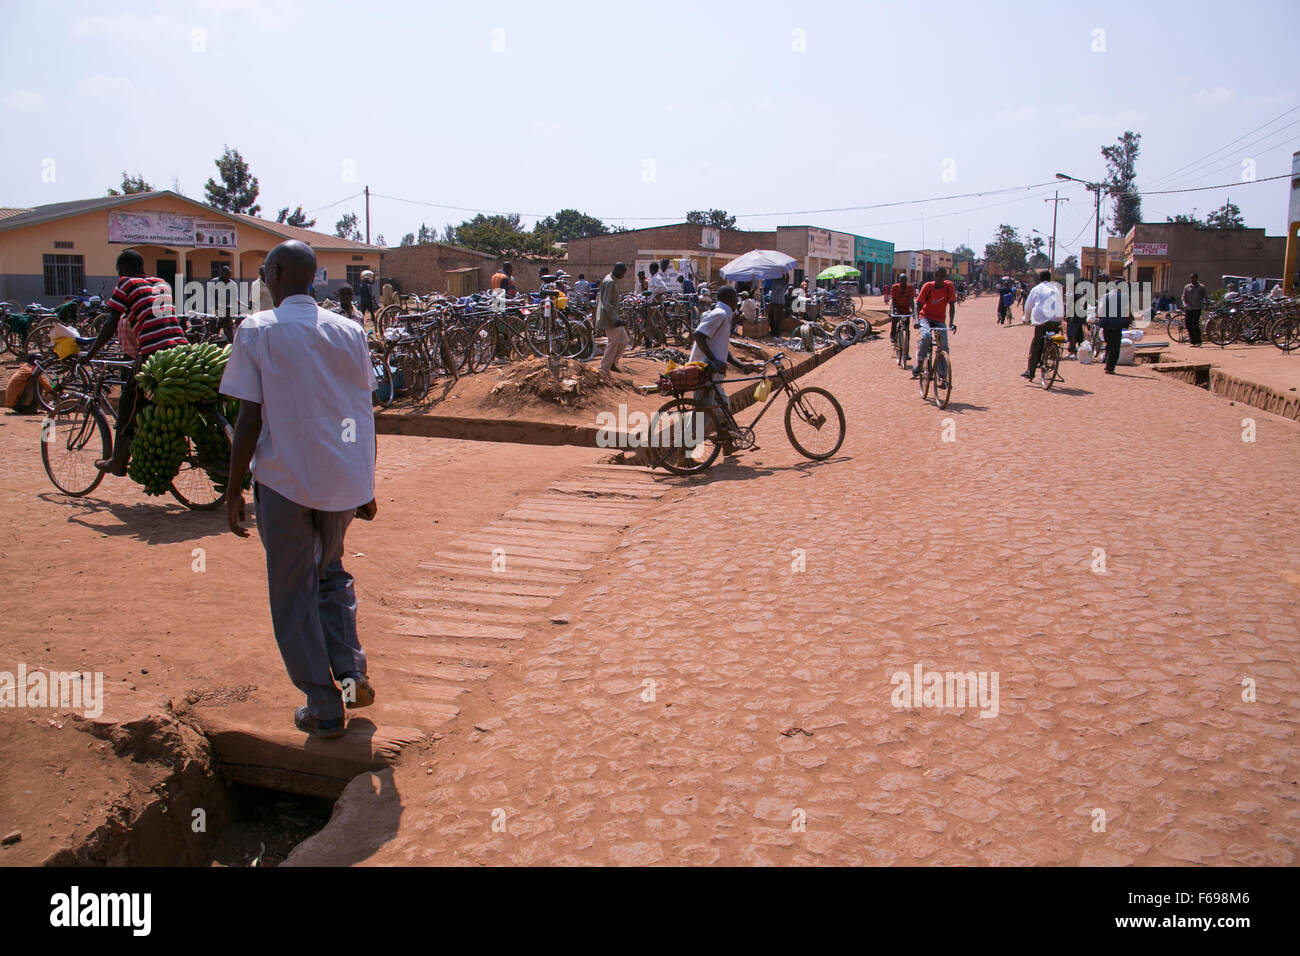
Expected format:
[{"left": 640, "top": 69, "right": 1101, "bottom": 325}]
[
  {"left": 1043, "top": 191, "right": 1069, "bottom": 266},
  {"left": 1092, "top": 185, "right": 1102, "bottom": 279},
  {"left": 364, "top": 185, "right": 371, "bottom": 245}
]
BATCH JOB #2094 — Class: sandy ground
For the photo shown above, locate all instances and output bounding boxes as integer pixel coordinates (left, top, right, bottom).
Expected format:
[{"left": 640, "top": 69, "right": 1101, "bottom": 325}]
[{"left": 4, "top": 294, "right": 1297, "bottom": 866}]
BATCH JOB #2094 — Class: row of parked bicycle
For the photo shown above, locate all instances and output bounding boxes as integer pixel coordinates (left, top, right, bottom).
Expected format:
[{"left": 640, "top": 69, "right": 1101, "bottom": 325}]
[{"left": 1162, "top": 292, "right": 1300, "bottom": 351}]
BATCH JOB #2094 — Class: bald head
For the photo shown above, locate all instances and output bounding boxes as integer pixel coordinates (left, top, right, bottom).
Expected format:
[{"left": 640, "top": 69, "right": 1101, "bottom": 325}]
[{"left": 264, "top": 240, "right": 317, "bottom": 305}]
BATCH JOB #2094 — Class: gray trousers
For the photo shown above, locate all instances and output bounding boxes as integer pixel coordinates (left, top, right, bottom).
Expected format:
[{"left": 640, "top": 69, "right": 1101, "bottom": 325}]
[{"left": 254, "top": 483, "right": 366, "bottom": 721}]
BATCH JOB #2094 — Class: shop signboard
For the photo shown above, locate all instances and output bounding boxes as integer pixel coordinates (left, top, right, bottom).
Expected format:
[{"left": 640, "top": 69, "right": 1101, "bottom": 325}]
[
  {"left": 194, "top": 221, "right": 237, "bottom": 247},
  {"left": 107, "top": 210, "right": 195, "bottom": 245}
]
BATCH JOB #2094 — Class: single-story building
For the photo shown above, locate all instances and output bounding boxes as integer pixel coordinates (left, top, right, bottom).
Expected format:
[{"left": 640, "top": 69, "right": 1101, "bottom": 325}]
[
  {"left": 0, "top": 190, "right": 383, "bottom": 306},
  {"left": 1080, "top": 223, "right": 1286, "bottom": 295}
]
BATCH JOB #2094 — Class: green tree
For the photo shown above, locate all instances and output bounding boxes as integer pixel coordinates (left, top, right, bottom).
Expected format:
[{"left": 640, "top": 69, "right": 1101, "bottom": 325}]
[
  {"left": 533, "top": 209, "right": 607, "bottom": 241},
  {"left": 453, "top": 213, "right": 554, "bottom": 258},
  {"left": 1028, "top": 251, "right": 1051, "bottom": 269},
  {"left": 440, "top": 224, "right": 456, "bottom": 244},
  {"left": 1101, "top": 130, "right": 1142, "bottom": 236},
  {"left": 951, "top": 243, "right": 975, "bottom": 264},
  {"left": 417, "top": 222, "right": 437, "bottom": 244},
  {"left": 1205, "top": 200, "right": 1245, "bottom": 229},
  {"left": 203, "top": 146, "right": 261, "bottom": 216},
  {"left": 335, "top": 212, "right": 361, "bottom": 241},
  {"left": 1058, "top": 254, "right": 1080, "bottom": 275},
  {"left": 399, "top": 233, "right": 416, "bottom": 247},
  {"left": 107, "top": 171, "right": 153, "bottom": 196},
  {"left": 1166, "top": 211, "right": 1205, "bottom": 228},
  {"left": 983, "top": 225, "right": 1027, "bottom": 273},
  {"left": 686, "top": 209, "right": 737, "bottom": 229},
  {"left": 275, "top": 205, "right": 316, "bottom": 228}
]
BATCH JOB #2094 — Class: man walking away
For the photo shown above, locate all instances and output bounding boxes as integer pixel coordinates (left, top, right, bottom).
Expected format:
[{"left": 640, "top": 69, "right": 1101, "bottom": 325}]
[
  {"left": 1097, "top": 281, "right": 1132, "bottom": 374},
  {"left": 1182, "top": 272, "right": 1207, "bottom": 348},
  {"left": 1021, "top": 270, "right": 1064, "bottom": 379},
  {"left": 222, "top": 240, "right": 379, "bottom": 740},
  {"left": 597, "top": 262, "right": 628, "bottom": 374},
  {"left": 997, "top": 276, "right": 1014, "bottom": 324}
]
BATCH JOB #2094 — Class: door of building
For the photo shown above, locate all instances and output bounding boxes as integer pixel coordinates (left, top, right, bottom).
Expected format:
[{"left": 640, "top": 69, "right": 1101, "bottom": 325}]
[{"left": 156, "top": 258, "right": 177, "bottom": 288}]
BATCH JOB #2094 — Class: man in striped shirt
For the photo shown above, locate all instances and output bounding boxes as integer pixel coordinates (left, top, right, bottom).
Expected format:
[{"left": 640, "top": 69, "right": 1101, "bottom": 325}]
[{"left": 83, "top": 248, "right": 189, "bottom": 475}]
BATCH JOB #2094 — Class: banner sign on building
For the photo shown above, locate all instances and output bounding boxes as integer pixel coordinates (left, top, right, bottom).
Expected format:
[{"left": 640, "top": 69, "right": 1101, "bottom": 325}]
[
  {"left": 1132, "top": 242, "right": 1169, "bottom": 256},
  {"left": 194, "top": 221, "right": 237, "bottom": 247},
  {"left": 808, "top": 228, "right": 832, "bottom": 258},
  {"left": 831, "top": 231, "right": 853, "bottom": 260},
  {"left": 700, "top": 227, "right": 720, "bottom": 250},
  {"left": 107, "top": 210, "right": 197, "bottom": 246}
]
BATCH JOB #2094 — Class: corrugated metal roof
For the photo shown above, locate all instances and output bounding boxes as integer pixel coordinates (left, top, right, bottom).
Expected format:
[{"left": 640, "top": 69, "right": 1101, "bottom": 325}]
[{"left": 0, "top": 191, "right": 383, "bottom": 252}]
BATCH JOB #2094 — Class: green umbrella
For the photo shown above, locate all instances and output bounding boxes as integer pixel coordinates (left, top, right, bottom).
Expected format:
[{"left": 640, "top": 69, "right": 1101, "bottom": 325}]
[{"left": 817, "top": 265, "right": 861, "bottom": 279}]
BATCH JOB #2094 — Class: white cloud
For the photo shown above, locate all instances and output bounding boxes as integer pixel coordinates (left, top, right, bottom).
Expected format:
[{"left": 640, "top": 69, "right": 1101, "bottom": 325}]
[
  {"left": 530, "top": 119, "right": 563, "bottom": 137},
  {"left": 1193, "top": 86, "right": 1235, "bottom": 107},
  {"left": 2, "top": 90, "right": 46, "bottom": 111},
  {"left": 76, "top": 75, "right": 140, "bottom": 99}
]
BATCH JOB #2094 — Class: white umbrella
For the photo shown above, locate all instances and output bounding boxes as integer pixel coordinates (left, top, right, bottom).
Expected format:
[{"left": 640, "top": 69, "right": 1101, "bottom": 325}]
[{"left": 719, "top": 249, "right": 797, "bottom": 282}]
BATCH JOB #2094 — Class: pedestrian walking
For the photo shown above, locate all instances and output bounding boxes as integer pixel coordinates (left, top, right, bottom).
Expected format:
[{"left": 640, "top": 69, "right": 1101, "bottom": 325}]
[
  {"left": 221, "top": 240, "right": 379, "bottom": 739},
  {"left": 357, "top": 270, "right": 378, "bottom": 325},
  {"left": 1181, "top": 272, "right": 1207, "bottom": 347},
  {"left": 767, "top": 271, "right": 788, "bottom": 338},
  {"left": 597, "top": 262, "right": 628, "bottom": 374},
  {"left": 1097, "top": 280, "right": 1132, "bottom": 374}
]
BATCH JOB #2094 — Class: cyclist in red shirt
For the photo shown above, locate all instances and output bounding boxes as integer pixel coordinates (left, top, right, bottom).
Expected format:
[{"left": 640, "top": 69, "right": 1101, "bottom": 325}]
[
  {"left": 911, "top": 267, "right": 957, "bottom": 379},
  {"left": 887, "top": 274, "right": 916, "bottom": 357}
]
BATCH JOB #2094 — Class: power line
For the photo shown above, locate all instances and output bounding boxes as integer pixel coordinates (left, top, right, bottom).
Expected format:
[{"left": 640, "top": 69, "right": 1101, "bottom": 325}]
[
  {"left": 303, "top": 191, "right": 364, "bottom": 215},
  {"left": 1143, "top": 102, "right": 1300, "bottom": 188},
  {"left": 1157, "top": 132, "right": 1300, "bottom": 191}
]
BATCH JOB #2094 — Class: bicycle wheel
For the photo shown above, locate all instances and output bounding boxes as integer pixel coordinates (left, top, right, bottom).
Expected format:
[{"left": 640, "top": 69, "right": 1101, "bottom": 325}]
[
  {"left": 24, "top": 316, "right": 57, "bottom": 358},
  {"left": 468, "top": 322, "right": 496, "bottom": 373},
  {"left": 375, "top": 305, "right": 401, "bottom": 334},
  {"left": 931, "top": 350, "right": 952, "bottom": 410},
  {"left": 443, "top": 327, "right": 472, "bottom": 374},
  {"left": 566, "top": 321, "right": 594, "bottom": 360},
  {"left": 371, "top": 342, "right": 398, "bottom": 408},
  {"left": 524, "top": 312, "right": 570, "bottom": 356},
  {"left": 1040, "top": 340, "right": 1060, "bottom": 389},
  {"left": 648, "top": 397, "right": 720, "bottom": 475},
  {"left": 899, "top": 324, "right": 911, "bottom": 368},
  {"left": 386, "top": 344, "right": 427, "bottom": 401},
  {"left": 1207, "top": 313, "right": 1235, "bottom": 347},
  {"left": 41, "top": 396, "right": 110, "bottom": 497},
  {"left": 918, "top": 353, "right": 932, "bottom": 399},
  {"left": 1271, "top": 316, "right": 1300, "bottom": 353},
  {"left": 785, "top": 386, "right": 846, "bottom": 460},
  {"left": 169, "top": 416, "right": 229, "bottom": 511},
  {"left": 1166, "top": 314, "right": 1188, "bottom": 343}
]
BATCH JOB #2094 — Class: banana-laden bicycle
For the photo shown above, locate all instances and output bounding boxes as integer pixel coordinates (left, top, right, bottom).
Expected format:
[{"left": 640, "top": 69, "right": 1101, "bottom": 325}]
[{"left": 648, "top": 351, "right": 845, "bottom": 475}]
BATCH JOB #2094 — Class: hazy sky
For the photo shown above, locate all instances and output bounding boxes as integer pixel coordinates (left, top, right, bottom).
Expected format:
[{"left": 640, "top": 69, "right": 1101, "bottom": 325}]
[{"left": 3, "top": 0, "right": 1297, "bottom": 259}]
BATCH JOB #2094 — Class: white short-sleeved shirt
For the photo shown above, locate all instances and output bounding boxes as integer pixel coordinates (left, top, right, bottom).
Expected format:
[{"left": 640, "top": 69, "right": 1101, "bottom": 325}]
[
  {"left": 220, "top": 294, "right": 378, "bottom": 512},
  {"left": 689, "top": 303, "right": 734, "bottom": 377},
  {"left": 1024, "top": 281, "right": 1064, "bottom": 325}
]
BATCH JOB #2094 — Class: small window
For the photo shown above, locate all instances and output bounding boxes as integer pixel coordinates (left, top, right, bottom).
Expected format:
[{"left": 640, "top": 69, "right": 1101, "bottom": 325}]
[
  {"left": 351, "top": 255, "right": 364, "bottom": 262},
  {"left": 346, "top": 265, "right": 364, "bottom": 287},
  {"left": 42, "top": 254, "right": 84, "bottom": 296},
  {"left": 53, "top": 240, "right": 74, "bottom": 249}
]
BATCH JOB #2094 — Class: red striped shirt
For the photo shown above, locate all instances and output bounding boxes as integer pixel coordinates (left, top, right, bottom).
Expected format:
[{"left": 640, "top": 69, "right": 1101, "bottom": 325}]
[{"left": 110, "top": 276, "right": 187, "bottom": 357}]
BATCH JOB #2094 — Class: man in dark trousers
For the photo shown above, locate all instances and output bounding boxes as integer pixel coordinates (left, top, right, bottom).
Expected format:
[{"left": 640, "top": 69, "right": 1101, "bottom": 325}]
[
  {"left": 1181, "top": 272, "right": 1207, "bottom": 347},
  {"left": 1097, "top": 280, "right": 1132, "bottom": 374},
  {"left": 222, "top": 240, "right": 379, "bottom": 739}
]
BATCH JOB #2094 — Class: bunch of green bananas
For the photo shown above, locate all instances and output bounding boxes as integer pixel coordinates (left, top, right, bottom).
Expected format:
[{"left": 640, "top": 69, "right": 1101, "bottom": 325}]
[
  {"left": 126, "top": 403, "right": 201, "bottom": 495},
  {"left": 136, "top": 342, "right": 229, "bottom": 407}
]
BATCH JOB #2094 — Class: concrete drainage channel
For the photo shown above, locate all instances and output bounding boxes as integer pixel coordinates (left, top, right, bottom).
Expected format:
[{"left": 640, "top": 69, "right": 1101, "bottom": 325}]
[
  {"left": 45, "top": 711, "right": 337, "bottom": 867},
  {"left": 1152, "top": 361, "right": 1300, "bottom": 421}
]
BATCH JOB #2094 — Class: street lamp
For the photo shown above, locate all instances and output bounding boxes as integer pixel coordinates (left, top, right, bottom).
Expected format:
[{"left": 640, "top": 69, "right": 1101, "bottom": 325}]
[{"left": 1057, "top": 172, "right": 1106, "bottom": 279}]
